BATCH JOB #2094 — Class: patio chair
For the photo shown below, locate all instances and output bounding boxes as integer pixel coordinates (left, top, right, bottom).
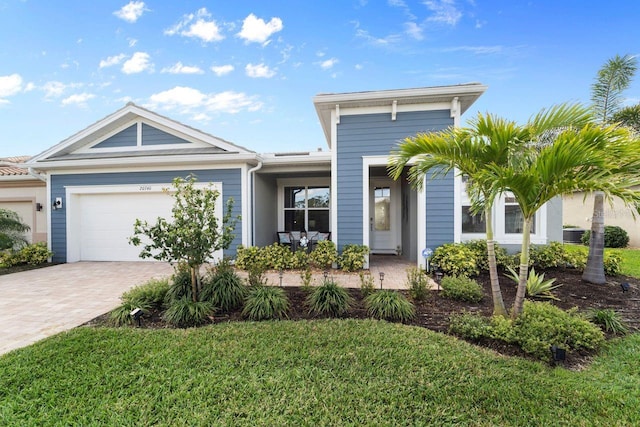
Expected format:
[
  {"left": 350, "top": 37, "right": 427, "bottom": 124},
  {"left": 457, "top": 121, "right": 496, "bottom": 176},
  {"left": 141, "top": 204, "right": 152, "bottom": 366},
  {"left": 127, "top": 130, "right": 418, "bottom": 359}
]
[{"left": 277, "top": 232, "right": 293, "bottom": 251}]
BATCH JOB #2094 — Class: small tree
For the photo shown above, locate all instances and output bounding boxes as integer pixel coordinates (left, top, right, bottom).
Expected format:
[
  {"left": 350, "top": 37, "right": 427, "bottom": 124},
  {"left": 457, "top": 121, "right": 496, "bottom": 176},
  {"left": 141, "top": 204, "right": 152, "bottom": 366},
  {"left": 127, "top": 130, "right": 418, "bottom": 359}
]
[
  {"left": 0, "top": 208, "right": 30, "bottom": 250},
  {"left": 129, "top": 175, "right": 239, "bottom": 302}
]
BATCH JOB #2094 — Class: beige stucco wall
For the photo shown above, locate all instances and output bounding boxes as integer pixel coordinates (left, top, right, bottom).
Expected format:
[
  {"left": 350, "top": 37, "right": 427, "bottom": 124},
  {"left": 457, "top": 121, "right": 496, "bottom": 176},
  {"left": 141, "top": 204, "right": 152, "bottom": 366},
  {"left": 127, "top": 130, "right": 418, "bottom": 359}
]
[
  {"left": 563, "top": 190, "right": 640, "bottom": 248},
  {"left": 0, "top": 180, "right": 47, "bottom": 243}
]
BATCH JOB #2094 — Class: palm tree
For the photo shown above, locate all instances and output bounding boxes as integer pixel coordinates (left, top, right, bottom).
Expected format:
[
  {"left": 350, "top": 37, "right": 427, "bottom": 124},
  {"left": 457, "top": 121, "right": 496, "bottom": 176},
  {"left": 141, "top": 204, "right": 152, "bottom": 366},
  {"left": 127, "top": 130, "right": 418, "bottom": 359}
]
[
  {"left": 388, "top": 104, "right": 592, "bottom": 317},
  {"left": 0, "top": 209, "right": 30, "bottom": 250},
  {"left": 485, "top": 122, "right": 640, "bottom": 318},
  {"left": 584, "top": 54, "right": 638, "bottom": 284}
]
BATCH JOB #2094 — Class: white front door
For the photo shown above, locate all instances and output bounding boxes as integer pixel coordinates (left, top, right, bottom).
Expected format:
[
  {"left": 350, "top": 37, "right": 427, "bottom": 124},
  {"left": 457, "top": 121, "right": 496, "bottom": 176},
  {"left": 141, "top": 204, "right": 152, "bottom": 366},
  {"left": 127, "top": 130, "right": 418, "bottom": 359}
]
[{"left": 369, "top": 179, "right": 400, "bottom": 254}]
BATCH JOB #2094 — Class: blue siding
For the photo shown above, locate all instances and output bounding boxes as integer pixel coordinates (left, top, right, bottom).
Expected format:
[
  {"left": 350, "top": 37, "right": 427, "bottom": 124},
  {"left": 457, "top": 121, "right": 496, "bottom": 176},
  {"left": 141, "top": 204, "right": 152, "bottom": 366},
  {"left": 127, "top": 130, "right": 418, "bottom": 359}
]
[
  {"left": 50, "top": 169, "right": 242, "bottom": 262},
  {"left": 425, "top": 171, "right": 455, "bottom": 248},
  {"left": 93, "top": 124, "right": 137, "bottom": 148},
  {"left": 142, "top": 124, "right": 190, "bottom": 146},
  {"left": 336, "top": 110, "right": 453, "bottom": 251}
]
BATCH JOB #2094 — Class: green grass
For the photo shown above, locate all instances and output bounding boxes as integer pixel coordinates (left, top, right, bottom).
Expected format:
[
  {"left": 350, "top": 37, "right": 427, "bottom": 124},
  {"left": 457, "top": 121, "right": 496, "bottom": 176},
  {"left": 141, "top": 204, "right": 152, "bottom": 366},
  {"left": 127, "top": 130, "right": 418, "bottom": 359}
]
[
  {"left": 1, "top": 321, "right": 639, "bottom": 425},
  {"left": 564, "top": 244, "right": 640, "bottom": 278}
]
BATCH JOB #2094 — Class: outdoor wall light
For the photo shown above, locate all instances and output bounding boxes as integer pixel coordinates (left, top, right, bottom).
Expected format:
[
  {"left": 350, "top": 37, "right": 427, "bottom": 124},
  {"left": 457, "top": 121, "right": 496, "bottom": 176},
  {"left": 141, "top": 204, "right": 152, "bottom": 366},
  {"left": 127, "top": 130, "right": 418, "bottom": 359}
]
[
  {"left": 621, "top": 282, "right": 630, "bottom": 293},
  {"left": 379, "top": 272, "right": 385, "bottom": 289},
  {"left": 36, "top": 202, "right": 43, "bottom": 212},
  {"left": 130, "top": 308, "right": 143, "bottom": 327},
  {"left": 550, "top": 345, "right": 566, "bottom": 364},
  {"left": 52, "top": 197, "right": 62, "bottom": 210}
]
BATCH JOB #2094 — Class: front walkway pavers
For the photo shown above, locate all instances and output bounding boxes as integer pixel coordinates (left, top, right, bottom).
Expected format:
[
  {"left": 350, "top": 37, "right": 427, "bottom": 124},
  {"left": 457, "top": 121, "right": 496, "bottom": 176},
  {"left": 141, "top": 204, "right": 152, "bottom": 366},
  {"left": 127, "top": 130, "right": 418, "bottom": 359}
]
[{"left": 0, "top": 262, "right": 173, "bottom": 355}]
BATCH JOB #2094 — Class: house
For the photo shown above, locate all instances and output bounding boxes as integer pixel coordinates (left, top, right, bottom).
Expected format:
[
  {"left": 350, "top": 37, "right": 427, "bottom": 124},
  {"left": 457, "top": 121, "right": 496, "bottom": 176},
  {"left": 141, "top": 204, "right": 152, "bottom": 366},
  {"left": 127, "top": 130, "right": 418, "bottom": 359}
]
[
  {"left": 0, "top": 156, "right": 48, "bottom": 244},
  {"left": 563, "top": 191, "right": 639, "bottom": 247},
  {"left": 22, "top": 83, "right": 563, "bottom": 267}
]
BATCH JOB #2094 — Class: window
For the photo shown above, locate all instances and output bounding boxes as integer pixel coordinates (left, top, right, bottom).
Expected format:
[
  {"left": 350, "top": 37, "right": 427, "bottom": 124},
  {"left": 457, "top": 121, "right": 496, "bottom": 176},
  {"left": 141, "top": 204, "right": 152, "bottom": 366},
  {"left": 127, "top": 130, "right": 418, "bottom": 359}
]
[
  {"left": 284, "top": 186, "right": 329, "bottom": 231},
  {"left": 460, "top": 175, "right": 485, "bottom": 233},
  {"left": 504, "top": 195, "right": 535, "bottom": 234},
  {"left": 374, "top": 187, "right": 390, "bottom": 231}
]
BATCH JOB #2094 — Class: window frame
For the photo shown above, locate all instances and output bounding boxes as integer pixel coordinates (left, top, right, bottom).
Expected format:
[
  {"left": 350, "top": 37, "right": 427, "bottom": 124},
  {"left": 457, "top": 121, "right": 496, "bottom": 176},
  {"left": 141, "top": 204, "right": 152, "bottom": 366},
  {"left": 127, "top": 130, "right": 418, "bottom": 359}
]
[{"left": 278, "top": 178, "right": 331, "bottom": 232}]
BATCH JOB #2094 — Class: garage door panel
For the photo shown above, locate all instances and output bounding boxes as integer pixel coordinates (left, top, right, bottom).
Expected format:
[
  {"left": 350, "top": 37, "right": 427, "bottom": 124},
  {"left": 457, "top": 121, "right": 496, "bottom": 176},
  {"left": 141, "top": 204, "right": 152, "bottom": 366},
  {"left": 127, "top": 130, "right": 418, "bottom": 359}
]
[{"left": 77, "top": 192, "right": 174, "bottom": 261}]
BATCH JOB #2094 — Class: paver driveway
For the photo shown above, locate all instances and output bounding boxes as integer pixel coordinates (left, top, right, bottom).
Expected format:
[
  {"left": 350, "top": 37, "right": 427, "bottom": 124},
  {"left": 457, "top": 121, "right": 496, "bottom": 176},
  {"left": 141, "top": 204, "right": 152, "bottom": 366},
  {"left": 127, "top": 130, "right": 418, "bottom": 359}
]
[{"left": 0, "top": 262, "right": 173, "bottom": 355}]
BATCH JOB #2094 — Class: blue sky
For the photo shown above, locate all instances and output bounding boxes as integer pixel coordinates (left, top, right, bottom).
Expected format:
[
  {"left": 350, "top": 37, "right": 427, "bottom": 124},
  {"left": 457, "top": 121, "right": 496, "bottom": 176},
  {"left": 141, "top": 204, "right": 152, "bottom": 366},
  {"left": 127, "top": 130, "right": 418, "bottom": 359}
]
[{"left": 1, "top": 0, "right": 639, "bottom": 157}]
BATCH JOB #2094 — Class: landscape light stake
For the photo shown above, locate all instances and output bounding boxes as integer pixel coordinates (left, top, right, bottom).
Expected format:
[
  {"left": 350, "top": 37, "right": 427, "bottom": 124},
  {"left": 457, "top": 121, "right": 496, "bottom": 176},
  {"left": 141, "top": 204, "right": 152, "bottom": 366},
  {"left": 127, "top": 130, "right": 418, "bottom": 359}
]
[
  {"left": 621, "top": 282, "right": 630, "bottom": 293},
  {"left": 435, "top": 270, "right": 443, "bottom": 290},
  {"left": 379, "top": 272, "right": 385, "bottom": 289},
  {"left": 130, "top": 308, "right": 143, "bottom": 327},
  {"left": 278, "top": 269, "right": 284, "bottom": 287},
  {"left": 323, "top": 270, "right": 329, "bottom": 283},
  {"left": 550, "top": 345, "right": 566, "bottom": 365}
]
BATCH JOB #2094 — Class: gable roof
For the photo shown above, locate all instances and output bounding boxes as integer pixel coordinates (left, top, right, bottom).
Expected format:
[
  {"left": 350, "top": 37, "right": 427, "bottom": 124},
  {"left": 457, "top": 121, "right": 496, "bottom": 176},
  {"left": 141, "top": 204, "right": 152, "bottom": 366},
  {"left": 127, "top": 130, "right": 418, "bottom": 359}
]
[
  {"left": 27, "top": 103, "right": 255, "bottom": 168},
  {"left": 313, "top": 83, "right": 488, "bottom": 145}
]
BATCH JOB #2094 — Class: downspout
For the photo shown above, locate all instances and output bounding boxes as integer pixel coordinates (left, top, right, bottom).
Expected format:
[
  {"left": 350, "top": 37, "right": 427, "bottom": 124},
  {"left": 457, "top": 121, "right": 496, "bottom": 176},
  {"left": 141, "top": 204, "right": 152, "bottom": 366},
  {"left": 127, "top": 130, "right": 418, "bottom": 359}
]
[{"left": 247, "top": 160, "right": 263, "bottom": 247}]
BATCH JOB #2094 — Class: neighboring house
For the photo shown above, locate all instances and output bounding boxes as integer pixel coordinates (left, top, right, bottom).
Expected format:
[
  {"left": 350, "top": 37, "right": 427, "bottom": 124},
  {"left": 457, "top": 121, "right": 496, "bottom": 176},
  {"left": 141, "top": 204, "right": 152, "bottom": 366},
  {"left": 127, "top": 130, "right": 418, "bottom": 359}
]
[
  {"left": 0, "top": 156, "right": 47, "bottom": 244},
  {"left": 21, "top": 84, "right": 563, "bottom": 267},
  {"left": 563, "top": 191, "right": 640, "bottom": 247}
]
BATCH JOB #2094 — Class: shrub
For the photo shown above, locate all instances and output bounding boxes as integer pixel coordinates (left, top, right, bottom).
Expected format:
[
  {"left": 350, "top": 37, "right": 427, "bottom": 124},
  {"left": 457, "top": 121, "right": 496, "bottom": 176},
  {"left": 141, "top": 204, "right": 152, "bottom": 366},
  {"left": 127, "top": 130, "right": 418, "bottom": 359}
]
[
  {"left": 604, "top": 252, "right": 622, "bottom": 276},
  {"left": 406, "top": 267, "right": 429, "bottom": 301},
  {"left": 529, "top": 242, "right": 566, "bottom": 269},
  {"left": 431, "top": 243, "right": 478, "bottom": 277},
  {"left": 309, "top": 240, "right": 338, "bottom": 269},
  {"left": 300, "top": 268, "right": 313, "bottom": 292},
  {"left": 0, "top": 250, "right": 19, "bottom": 268},
  {"left": 289, "top": 249, "right": 309, "bottom": 270},
  {"left": 581, "top": 225, "right": 630, "bottom": 248},
  {"left": 243, "top": 285, "right": 290, "bottom": 321},
  {"left": 359, "top": 271, "right": 376, "bottom": 297},
  {"left": 165, "top": 263, "right": 196, "bottom": 303},
  {"left": 15, "top": 242, "right": 53, "bottom": 265},
  {"left": 365, "top": 290, "right": 415, "bottom": 322},
  {"left": 564, "top": 249, "right": 587, "bottom": 270},
  {"left": 109, "top": 277, "right": 170, "bottom": 326},
  {"left": 262, "top": 243, "right": 292, "bottom": 270},
  {"left": 234, "top": 245, "right": 266, "bottom": 271},
  {"left": 449, "top": 312, "right": 490, "bottom": 340},
  {"left": 338, "top": 244, "right": 369, "bottom": 272},
  {"left": 163, "top": 297, "right": 215, "bottom": 327},
  {"left": 513, "top": 301, "right": 605, "bottom": 360},
  {"left": 440, "top": 275, "right": 484, "bottom": 303},
  {"left": 462, "top": 240, "right": 511, "bottom": 273},
  {"left": 488, "top": 315, "right": 517, "bottom": 343},
  {"left": 505, "top": 267, "right": 562, "bottom": 300},
  {"left": 122, "top": 277, "right": 170, "bottom": 307},
  {"left": 586, "top": 308, "right": 629, "bottom": 335},
  {"left": 201, "top": 260, "right": 247, "bottom": 312},
  {"left": 307, "top": 280, "right": 353, "bottom": 317}
]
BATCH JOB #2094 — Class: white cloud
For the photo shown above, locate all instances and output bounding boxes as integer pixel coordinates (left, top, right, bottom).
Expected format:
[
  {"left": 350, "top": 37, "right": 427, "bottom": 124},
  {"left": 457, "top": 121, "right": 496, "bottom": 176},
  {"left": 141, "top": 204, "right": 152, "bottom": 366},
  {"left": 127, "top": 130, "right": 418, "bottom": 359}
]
[
  {"left": 148, "top": 86, "right": 263, "bottom": 114},
  {"left": 42, "top": 81, "right": 74, "bottom": 98},
  {"left": 0, "top": 74, "right": 23, "bottom": 102},
  {"left": 424, "top": 0, "right": 462, "bottom": 26},
  {"left": 99, "top": 53, "right": 126, "bottom": 68},
  {"left": 245, "top": 63, "right": 276, "bottom": 78},
  {"left": 440, "top": 45, "right": 503, "bottom": 54},
  {"left": 128, "top": 38, "right": 138, "bottom": 47},
  {"left": 355, "top": 64, "right": 363, "bottom": 70},
  {"left": 237, "top": 13, "right": 283, "bottom": 45},
  {"left": 122, "top": 52, "right": 152, "bottom": 74},
  {"left": 404, "top": 21, "right": 424, "bottom": 40},
  {"left": 165, "top": 8, "right": 224, "bottom": 43},
  {"left": 319, "top": 58, "right": 338, "bottom": 69},
  {"left": 24, "top": 82, "right": 36, "bottom": 92},
  {"left": 161, "top": 62, "right": 204, "bottom": 74},
  {"left": 61, "top": 93, "right": 95, "bottom": 106},
  {"left": 114, "top": 1, "right": 147, "bottom": 23},
  {"left": 211, "top": 64, "right": 234, "bottom": 76}
]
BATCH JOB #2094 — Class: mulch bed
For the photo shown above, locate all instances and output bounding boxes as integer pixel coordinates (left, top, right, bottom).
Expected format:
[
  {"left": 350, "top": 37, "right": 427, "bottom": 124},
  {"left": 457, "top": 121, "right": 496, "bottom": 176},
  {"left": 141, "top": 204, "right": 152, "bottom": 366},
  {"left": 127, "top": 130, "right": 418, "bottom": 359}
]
[{"left": 85, "top": 268, "right": 640, "bottom": 369}]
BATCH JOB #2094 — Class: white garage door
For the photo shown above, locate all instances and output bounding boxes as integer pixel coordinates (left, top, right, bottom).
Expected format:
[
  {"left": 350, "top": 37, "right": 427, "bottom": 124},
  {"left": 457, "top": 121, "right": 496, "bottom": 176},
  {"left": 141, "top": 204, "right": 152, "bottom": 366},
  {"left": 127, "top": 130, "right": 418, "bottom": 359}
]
[{"left": 76, "top": 191, "right": 175, "bottom": 261}]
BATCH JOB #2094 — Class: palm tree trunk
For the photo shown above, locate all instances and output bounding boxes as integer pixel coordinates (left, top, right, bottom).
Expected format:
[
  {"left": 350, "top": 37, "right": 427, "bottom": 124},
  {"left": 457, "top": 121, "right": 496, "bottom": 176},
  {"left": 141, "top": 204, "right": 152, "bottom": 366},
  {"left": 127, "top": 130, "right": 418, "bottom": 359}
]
[
  {"left": 485, "top": 206, "right": 507, "bottom": 317},
  {"left": 583, "top": 192, "right": 606, "bottom": 284},
  {"left": 511, "top": 217, "right": 533, "bottom": 319}
]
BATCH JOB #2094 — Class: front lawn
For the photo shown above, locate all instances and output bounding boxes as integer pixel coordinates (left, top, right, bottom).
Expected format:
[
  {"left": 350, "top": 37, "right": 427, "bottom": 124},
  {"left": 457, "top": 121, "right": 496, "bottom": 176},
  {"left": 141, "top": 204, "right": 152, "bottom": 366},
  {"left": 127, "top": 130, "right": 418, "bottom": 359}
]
[
  {"left": 1, "top": 320, "right": 639, "bottom": 425},
  {"left": 564, "top": 244, "right": 640, "bottom": 278}
]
